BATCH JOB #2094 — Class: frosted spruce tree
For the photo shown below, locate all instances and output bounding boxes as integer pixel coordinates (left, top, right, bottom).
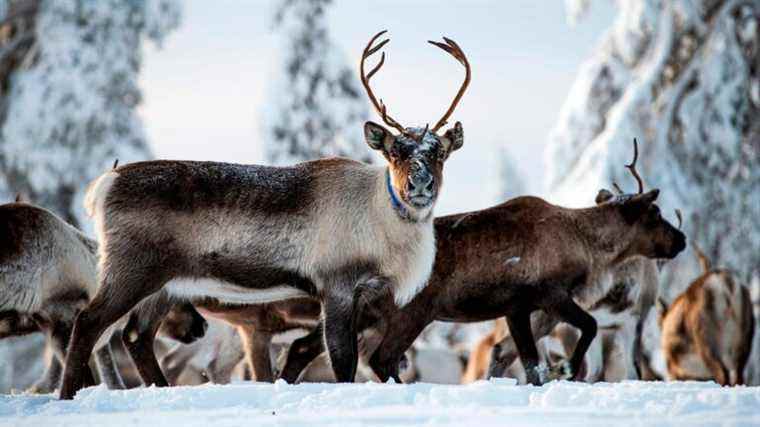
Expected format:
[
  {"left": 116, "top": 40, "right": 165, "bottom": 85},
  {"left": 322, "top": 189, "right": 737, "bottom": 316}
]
[
  {"left": 261, "top": 0, "right": 372, "bottom": 165},
  {"left": 0, "top": 0, "right": 180, "bottom": 227},
  {"left": 546, "top": 0, "right": 759, "bottom": 289}
]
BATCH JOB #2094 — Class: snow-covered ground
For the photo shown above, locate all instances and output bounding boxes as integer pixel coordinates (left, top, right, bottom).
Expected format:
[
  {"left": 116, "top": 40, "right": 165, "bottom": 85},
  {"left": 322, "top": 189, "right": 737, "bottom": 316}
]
[{"left": 1, "top": 380, "right": 758, "bottom": 427}]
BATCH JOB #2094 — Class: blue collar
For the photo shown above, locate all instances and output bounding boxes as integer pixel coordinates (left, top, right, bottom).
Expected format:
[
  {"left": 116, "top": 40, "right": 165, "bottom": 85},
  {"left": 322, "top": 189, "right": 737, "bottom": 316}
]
[{"left": 386, "top": 168, "right": 411, "bottom": 221}]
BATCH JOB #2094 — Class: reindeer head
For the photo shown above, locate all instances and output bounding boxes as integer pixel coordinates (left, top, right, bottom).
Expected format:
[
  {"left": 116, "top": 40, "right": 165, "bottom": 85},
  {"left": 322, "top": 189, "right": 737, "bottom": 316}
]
[
  {"left": 595, "top": 139, "right": 686, "bottom": 260},
  {"left": 360, "top": 31, "right": 469, "bottom": 216},
  {"left": 158, "top": 303, "right": 208, "bottom": 344}
]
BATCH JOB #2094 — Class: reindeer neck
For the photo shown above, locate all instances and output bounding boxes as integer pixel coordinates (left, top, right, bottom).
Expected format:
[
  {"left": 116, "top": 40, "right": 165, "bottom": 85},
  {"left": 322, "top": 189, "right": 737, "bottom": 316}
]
[{"left": 570, "top": 205, "right": 632, "bottom": 269}]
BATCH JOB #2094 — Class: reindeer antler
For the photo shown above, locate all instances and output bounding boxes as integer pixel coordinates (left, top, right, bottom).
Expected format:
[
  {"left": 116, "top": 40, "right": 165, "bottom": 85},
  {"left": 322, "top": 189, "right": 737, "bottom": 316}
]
[
  {"left": 611, "top": 182, "right": 625, "bottom": 195},
  {"left": 675, "top": 209, "right": 683, "bottom": 229},
  {"left": 428, "top": 37, "right": 471, "bottom": 133},
  {"left": 625, "top": 138, "right": 644, "bottom": 194},
  {"left": 360, "top": 30, "right": 406, "bottom": 135}
]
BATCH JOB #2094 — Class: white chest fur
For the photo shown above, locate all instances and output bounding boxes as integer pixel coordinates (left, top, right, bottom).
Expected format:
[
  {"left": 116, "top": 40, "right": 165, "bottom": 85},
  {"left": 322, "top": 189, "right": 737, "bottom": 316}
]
[{"left": 390, "top": 220, "right": 436, "bottom": 307}]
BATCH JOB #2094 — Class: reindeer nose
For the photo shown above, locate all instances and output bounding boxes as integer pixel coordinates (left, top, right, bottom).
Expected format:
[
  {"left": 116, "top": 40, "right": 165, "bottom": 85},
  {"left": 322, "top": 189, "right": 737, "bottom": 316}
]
[{"left": 408, "top": 172, "right": 433, "bottom": 193}]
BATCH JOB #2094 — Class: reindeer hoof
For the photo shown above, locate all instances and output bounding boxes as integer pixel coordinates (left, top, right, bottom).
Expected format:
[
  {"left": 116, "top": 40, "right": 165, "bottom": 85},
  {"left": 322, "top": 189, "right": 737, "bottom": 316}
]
[{"left": 546, "top": 361, "right": 573, "bottom": 381}]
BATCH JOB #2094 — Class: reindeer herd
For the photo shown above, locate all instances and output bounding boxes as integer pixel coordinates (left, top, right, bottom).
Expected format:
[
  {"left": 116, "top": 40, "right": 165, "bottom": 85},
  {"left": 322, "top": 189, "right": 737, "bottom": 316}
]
[{"left": 0, "top": 31, "right": 756, "bottom": 401}]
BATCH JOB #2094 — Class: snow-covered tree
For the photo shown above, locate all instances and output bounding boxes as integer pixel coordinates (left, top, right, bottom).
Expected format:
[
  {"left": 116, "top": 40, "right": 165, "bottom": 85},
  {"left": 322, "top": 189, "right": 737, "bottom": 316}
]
[
  {"left": 547, "top": 0, "right": 759, "bottom": 288},
  {"left": 0, "top": 0, "right": 180, "bottom": 227},
  {"left": 496, "top": 147, "right": 526, "bottom": 201},
  {"left": 261, "top": 0, "right": 372, "bottom": 166}
]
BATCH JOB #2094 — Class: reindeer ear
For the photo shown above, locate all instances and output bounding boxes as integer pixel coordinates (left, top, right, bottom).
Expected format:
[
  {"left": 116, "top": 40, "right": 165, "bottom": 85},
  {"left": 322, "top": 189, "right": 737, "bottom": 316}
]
[
  {"left": 621, "top": 189, "right": 659, "bottom": 223},
  {"left": 595, "top": 189, "right": 615, "bottom": 205},
  {"left": 442, "top": 121, "right": 464, "bottom": 153},
  {"left": 364, "top": 121, "right": 393, "bottom": 151}
]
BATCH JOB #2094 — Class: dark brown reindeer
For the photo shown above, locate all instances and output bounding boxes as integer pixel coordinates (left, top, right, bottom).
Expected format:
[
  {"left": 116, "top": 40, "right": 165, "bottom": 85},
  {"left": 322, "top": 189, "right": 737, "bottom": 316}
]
[
  {"left": 58, "top": 31, "right": 471, "bottom": 399},
  {"left": 659, "top": 244, "right": 755, "bottom": 385},
  {"left": 463, "top": 253, "right": 659, "bottom": 384},
  {"left": 483, "top": 194, "right": 673, "bottom": 383},
  {"left": 280, "top": 139, "right": 686, "bottom": 386}
]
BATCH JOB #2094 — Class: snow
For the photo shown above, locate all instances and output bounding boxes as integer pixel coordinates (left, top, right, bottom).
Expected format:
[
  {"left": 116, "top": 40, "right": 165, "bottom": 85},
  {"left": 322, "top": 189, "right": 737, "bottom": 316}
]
[{"left": 1, "top": 380, "right": 758, "bottom": 426}]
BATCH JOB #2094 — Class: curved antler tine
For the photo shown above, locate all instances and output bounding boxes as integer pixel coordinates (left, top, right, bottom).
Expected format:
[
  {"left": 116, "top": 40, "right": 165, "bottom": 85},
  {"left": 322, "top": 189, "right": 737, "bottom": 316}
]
[
  {"left": 428, "top": 40, "right": 454, "bottom": 55},
  {"left": 112, "top": 158, "right": 119, "bottom": 169},
  {"left": 14, "top": 193, "right": 22, "bottom": 203},
  {"left": 366, "top": 38, "right": 390, "bottom": 59},
  {"left": 360, "top": 30, "right": 406, "bottom": 134},
  {"left": 366, "top": 30, "right": 388, "bottom": 51},
  {"left": 675, "top": 209, "right": 683, "bottom": 229},
  {"left": 625, "top": 138, "right": 644, "bottom": 194},
  {"left": 428, "top": 36, "right": 471, "bottom": 133},
  {"left": 442, "top": 37, "right": 468, "bottom": 65},
  {"left": 611, "top": 182, "right": 624, "bottom": 195},
  {"left": 366, "top": 52, "right": 385, "bottom": 80}
]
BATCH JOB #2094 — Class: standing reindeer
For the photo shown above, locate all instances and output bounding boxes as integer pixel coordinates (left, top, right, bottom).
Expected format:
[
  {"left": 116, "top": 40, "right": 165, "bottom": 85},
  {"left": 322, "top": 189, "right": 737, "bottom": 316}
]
[
  {"left": 659, "top": 246, "right": 755, "bottom": 385},
  {"left": 280, "top": 139, "right": 686, "bottom": 385},
  {"left": 0, "top": 198, "right": 207, "bottom": 393},
  {"left": 58, "top": 31, "right": 471, "bottom": 399},
  {"left": 0, "top": 199, "right": 125, "bottom": 392}
]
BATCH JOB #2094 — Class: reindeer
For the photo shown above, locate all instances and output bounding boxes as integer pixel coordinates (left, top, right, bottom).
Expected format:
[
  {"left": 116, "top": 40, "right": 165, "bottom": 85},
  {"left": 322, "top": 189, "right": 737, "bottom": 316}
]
[
  {"left": 193, "top": 298, "right": 320, "bottom": 382},
  {"left": 0, "top": 198, "right": 207, "bottom": 393},
  {"left": 462, "top": 253, "right": 662, "bottom": 384},
  {"left": 0, "top": 199, "right": 128, "bottom": 392},
  {"left": 58, "top": 31, "right": 471, "bottom": 399},
  {"left": 659, "top": 245, "right": 755, "bottom": 385},
  {"left": 280, "top": 139, "right": 686, "bottom": 385}
]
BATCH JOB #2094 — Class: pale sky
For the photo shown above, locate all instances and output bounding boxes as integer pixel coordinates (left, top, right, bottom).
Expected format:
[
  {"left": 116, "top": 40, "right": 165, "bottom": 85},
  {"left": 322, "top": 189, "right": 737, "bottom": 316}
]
[{"left": 140, "top": 0, "right": 616, "bottom": 215}]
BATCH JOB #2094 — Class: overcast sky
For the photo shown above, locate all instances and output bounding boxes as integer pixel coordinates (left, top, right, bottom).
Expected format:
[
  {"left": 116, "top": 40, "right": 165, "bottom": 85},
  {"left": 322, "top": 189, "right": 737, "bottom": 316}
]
[{"left": 139, "top": 0, "right": 616, "bottom": 215}]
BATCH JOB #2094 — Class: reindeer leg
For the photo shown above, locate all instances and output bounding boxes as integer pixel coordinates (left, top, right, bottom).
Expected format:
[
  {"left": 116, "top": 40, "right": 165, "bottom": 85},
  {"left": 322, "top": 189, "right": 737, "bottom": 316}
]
[
  {"left": 122, "top": 299, "right": 171, "bottom": 388},
  {"left": 28, "top": 348, "right": 62, "bottom": 394},
  {"left": 59, "top": 263, "right": 168, "bottom": 399},
  {"left": 322, "top": 285, "right": 358, "bottom": 382},
  {"left": 489, "top": 311, "right": 557, "bottom": 380},
  {"left": 549, "top": 300, "right": 597, "bottom": 381},
  {"left": 693, "top": 326, "right": 729, "bottom": 386},
  {"left": 94, "top": 340, "right": 127, "bottom": 389},
  {"left": 161, "top": 342, "right": 197, "bottom": 385},
  {"left": 504, "top": 309, "right": 542, "bottom": 385},
  {"left": 238, "top": 325, "right": 274, "bottom": 382},
  {"left": 279, "top": 323, "right": 324, "bottom": 383},
  {"left": 735, "top": 286, "right": 755, "bottom": 386},
  {"left": 46, "top": 319, "right": 97, "bottom": 390}
]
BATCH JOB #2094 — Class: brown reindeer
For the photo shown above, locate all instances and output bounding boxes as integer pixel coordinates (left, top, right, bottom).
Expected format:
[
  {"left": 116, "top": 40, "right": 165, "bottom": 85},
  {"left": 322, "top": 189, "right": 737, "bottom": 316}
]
[
  {"left": 481, "top": 246, "right": 663, "bottom": 383},
  {"left": 659, "top": 246, "right": 755, "bottom": 385},
  {"left": 59, "top": 31, "right": 471, "bottom": 399},
  {"left": 193, "top": 298, "right": 320, "bottom": 383},
  {"left": 280, "top": 139, "right": 686, "bottom": 385}
]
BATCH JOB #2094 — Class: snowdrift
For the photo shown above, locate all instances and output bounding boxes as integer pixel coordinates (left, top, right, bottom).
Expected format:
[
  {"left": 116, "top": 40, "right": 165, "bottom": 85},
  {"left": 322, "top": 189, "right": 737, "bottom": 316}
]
[{"left": 1, "top": 380, "right": 758, "bottom": 426}]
